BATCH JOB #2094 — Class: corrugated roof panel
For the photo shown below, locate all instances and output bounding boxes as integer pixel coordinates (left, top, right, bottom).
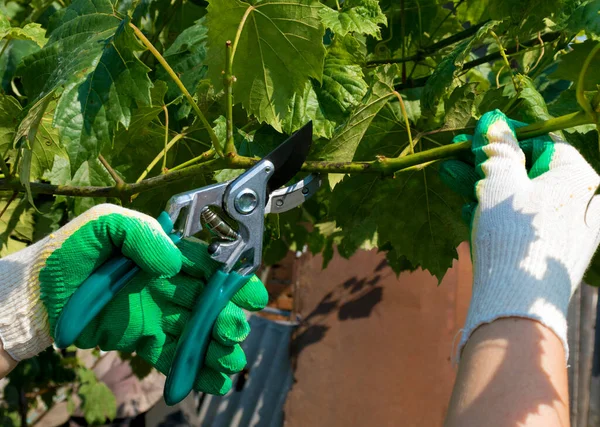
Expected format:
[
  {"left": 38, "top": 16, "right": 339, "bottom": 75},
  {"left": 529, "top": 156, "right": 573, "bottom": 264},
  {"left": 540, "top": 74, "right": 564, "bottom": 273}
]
[{"left": 198, "top": 315, "right": 295, "bottom": 427}]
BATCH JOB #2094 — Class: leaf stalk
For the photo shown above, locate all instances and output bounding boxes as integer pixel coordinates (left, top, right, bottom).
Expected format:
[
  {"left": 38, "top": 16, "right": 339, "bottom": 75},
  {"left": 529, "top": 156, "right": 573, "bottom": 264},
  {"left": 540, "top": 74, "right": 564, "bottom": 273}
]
[{"left": 224, "top": 40, "right": 237, "bottom": 158}]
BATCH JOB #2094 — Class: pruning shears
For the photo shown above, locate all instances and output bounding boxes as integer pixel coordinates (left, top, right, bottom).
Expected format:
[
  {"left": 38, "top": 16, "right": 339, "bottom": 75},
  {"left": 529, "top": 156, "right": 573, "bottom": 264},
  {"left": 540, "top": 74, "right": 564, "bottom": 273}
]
[{"left": 53, "top": 122, "right": 319, "bottom": 405}]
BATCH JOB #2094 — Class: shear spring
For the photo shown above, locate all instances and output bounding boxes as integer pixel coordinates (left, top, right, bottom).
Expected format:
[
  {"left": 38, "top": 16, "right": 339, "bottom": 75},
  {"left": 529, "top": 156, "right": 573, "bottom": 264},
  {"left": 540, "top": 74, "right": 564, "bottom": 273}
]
[{"left": 200, "top": 207, "right": 239, "bottom": 241}]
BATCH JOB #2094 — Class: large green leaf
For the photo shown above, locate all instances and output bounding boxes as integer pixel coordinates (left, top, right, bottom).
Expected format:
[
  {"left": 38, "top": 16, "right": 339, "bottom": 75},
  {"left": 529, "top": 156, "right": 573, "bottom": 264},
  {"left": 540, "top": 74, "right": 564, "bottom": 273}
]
[
  {"left": 19, "top": 0, "right": 152, "bottom": 174},
  {"left": 282, "top": 35, "right": 367, "bottom": 138},
  {"left": 330, "top": 165, "right": 468, "bottom": 282},
  {"left": 318, "top": 0, "right": 387, "bottom": 38},
  {"left": 551, "top": 40, "right": 600, "bottom": 91},
  {"left": 319, "top": 34, "right": 369, "bottom": 117},
  {"left": 14, "top": 94, "right": 67, "bottom": 207},
  {"left": 205, "top": 0, "right": 326, "bottom": 132},
  {"left": 282, "top": 81, "right": 337, "bottom": 138},
  {"left": 19, "top": 0, "right": 121, "bottom": 100},
  {"left": 316, "top": 65, "right": 397, "bottom": 161},
  {"left": 504, "top": 74, "right": 552, "bottom": 123}
]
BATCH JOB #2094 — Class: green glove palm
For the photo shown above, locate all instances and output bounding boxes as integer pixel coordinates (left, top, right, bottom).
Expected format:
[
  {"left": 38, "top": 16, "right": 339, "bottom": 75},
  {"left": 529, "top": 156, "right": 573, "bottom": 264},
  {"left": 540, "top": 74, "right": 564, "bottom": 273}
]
[
  {"left": 30, "top": 204, "right": 267, "bottom": 395},
  {"left": 72, "top": 239, "right": 265, "bottom": 394}
]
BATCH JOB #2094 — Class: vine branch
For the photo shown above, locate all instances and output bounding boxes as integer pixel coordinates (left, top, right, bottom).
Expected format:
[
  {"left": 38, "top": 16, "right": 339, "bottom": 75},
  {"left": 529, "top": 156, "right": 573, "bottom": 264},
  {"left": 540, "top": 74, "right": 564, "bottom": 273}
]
[{"left": 3, "top": 111, "right": 593, "bottom": 199}]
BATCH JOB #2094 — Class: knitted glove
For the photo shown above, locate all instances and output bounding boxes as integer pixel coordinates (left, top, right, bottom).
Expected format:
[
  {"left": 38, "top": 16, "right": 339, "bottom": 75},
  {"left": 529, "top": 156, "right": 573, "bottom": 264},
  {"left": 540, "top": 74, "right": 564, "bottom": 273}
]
[
  {"left": 439, "top": 110, "right": 600, "bottom": 360},
  {"left": 0, "top": 204, "right": 267, "bottom": 395}
]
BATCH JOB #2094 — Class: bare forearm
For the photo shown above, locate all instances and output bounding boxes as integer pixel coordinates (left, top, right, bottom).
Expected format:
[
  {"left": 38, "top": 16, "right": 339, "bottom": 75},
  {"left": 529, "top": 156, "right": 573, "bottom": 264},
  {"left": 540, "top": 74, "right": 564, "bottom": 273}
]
[
  {"left": 0, "top": 340, "right": 18, "bottom": 379},
  {"left": 445, "top": 318, "right": 570, "bottom": 427}
]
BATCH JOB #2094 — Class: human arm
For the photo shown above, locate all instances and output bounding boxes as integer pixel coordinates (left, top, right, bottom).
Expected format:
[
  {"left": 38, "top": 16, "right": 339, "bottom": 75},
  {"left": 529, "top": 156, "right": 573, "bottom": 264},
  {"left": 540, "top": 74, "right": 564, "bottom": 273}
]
[
  {"left": 0, "top": 204, "right": 267, "bottom": 394},
  {"left": 445, "top": 318, "right": 569, "bottom": 427},
  {"left": 0, "top": 341, "right": 17, "bottom": 378},
  {"left": 440, "top": 110, "right": 600, "bottom": 426}
]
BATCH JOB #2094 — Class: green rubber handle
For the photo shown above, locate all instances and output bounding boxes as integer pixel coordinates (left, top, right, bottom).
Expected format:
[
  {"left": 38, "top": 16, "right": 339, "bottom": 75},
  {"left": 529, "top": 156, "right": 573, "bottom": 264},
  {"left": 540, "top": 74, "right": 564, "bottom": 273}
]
[
  {"left": 54, "top": 211, "right": 178, "bottom": 348},
  {"left": 163, "top": 270, "right": 250, "bottom": 406}
]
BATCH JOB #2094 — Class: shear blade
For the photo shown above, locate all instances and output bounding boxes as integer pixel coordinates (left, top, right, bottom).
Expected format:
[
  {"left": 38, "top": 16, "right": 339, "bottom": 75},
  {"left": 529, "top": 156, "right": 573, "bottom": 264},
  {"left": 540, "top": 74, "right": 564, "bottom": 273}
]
[{"left": 263, "top": 121, "right": 313, "bottom": 194}]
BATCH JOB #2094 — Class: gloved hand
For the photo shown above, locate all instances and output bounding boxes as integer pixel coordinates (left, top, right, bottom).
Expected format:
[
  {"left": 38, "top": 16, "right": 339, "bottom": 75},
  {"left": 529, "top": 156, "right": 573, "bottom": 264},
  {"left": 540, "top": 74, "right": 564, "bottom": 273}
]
[
  {"left": 439, "top": 110, "right": 600, "bottom": 360},
  {"left": 0, "top": 204, "right": 267, "bottom": 395}
]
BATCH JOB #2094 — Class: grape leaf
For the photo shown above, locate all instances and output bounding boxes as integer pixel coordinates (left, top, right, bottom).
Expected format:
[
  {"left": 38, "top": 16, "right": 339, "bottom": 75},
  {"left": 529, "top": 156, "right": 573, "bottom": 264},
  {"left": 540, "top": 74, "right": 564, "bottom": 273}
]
[
  {"left": 19, "top": 0, "right": 121, "bottom": 100},
  {"left": 54, "top": 21, "right": 152, "bottom": 173},
  {"left": 205, "top": 0, "right": 326, "bottom": 132},
  {"left": 316, "top": 65, "right": 397, "bottom": 161},
  {"left": 107, "top": 81, "right": 168, "bottom": 182},
  {"left": 13, "top": 93, "right": 68, "bottom": 209},
  {"left": 319, "top": 34, "right": 369, "bottom": 117},
  {"left": 19, "top": 0, "right": 152, "bottom": 174},
  {"left": 352, "top": 97, "right": 410, "bottom": 161},
  {"left": 330, "top": 165, "right": 468, "bottom": 282},
  {"left": 551, "top": 40, "right": 600, "bottom": 91},
  {"left": 282, "top": 81, "right": 336, "bottom": 139},
  {"left": 444, "top": 83, "right": 478, "bottom": 129},
  {"left": 318, "top": 0, "right": 387, "bottom": 39},
  {"left": 504, "top": 74, "right": 552, "bottom": 123},
  {"left": 283, "top": 35, "right": 367, "bottom": 138}
]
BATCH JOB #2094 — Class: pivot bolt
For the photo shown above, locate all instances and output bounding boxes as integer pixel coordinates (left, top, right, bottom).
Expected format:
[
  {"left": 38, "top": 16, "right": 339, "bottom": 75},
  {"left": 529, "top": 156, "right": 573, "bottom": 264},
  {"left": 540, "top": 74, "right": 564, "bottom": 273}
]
[{"left": 234, "top": 189, "right": 258, "bottom": 214}]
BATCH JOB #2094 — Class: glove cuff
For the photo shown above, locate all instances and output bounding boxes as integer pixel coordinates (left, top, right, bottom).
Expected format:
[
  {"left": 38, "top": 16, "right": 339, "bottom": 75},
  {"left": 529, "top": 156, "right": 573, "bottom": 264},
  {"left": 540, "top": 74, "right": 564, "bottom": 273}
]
[
  {"left": 0, "top": 238, "right": 52, "bottom": 361},
  {"left": 457, "top": 273, "right": 572, "bottom": 362}
]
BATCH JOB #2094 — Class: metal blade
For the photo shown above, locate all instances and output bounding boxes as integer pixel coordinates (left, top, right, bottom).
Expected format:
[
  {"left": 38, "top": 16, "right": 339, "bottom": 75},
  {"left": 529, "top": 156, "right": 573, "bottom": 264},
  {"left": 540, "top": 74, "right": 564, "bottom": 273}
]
[{"left": 263, "top": 121, "right": 313, "bottom": 193}]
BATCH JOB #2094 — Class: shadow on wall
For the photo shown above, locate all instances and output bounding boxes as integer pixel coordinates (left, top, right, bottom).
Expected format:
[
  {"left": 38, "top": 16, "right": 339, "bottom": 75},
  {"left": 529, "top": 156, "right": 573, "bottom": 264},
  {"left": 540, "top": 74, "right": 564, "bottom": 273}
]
[{"left": 291, "top": 261, "right": 388, "bottom": 359}]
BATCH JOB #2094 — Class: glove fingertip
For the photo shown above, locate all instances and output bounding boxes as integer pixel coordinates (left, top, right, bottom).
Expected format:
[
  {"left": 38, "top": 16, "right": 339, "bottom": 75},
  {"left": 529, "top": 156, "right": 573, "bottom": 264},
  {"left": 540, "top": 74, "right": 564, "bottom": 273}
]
[
  {"left": 194, "top": 367, "right": 232, "bottom": 396},
  {"left": 231, "top": 275, "right": 268, "bottom": 311},
  {"left": 214, "top": 303, "right": 250, "bottom": 345},
  {"left": 206, "top": 342, "right": 247, "bottom": 374},
  {"left": 451, "top": 134, "right": 472, "bottom": 144}
]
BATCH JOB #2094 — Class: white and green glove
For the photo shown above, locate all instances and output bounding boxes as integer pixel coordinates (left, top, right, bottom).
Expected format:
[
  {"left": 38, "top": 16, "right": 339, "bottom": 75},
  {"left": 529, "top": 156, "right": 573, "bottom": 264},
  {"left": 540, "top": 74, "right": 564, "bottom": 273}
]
[
  {"left": 0, "top": 204, "right": 268, "bottom": 394},
  {"left": 440, "top": 110, "right": 600, "bottom": 360}
]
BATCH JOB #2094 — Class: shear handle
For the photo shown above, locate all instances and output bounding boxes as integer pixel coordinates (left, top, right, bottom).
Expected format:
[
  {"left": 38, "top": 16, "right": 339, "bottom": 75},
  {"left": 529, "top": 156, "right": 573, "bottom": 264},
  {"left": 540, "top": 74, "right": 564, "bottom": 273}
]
[
  {"left": 163, "top": 270, "right": 250, "bottom": 406},
  {"left": 53, "top": 211, "right": 178, "bottom": 348}
]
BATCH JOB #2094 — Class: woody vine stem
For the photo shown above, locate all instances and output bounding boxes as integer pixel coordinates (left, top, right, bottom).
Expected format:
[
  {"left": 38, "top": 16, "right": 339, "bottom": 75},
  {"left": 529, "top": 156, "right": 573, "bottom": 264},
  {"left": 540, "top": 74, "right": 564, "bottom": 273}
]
[{"left": 1, "top": 24, "right": 597, "bottom": 200}]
